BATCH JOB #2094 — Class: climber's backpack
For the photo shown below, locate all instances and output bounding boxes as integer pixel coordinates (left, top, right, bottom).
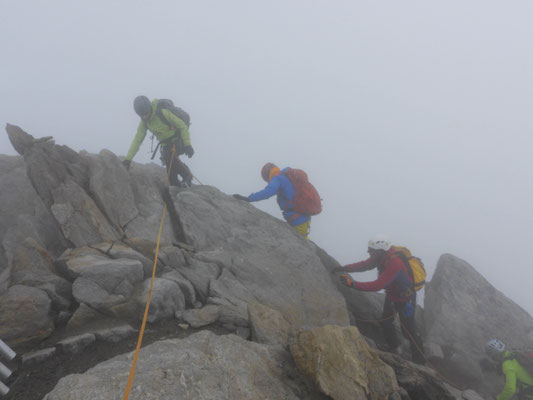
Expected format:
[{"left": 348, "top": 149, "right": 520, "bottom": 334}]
[
  {"left": 149, "top": 99, "right": 191, "bottom": 159},
  {"left": 282, "top": 168, "right": 322, "bottom": 217},
  {"left": 156, "top": 99, "right": 191, "bottom": 128},
  {"left": 506, "top": 350, "right": 533, "bottom": 377},
  {"left": 392, "top": 246, "right": 427, "bottom": 292}
]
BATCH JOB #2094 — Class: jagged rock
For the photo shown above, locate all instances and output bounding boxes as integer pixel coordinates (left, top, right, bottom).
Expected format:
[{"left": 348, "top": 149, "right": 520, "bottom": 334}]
[
  {"left": 51, "top": 178, "right": 120, "bottom": 246},
  {"left": 208, "top": 296, "right": 249, "bottom": 327},
  {"left": 424, "top": 254, "right": 533, "bottom": 395},
  {"left": 0, "top": 285, "right": 54, "bottom": 347},
  {"left": 177, "top": 258, "right": 220, "bottom": 301},
  {"left": 56, "top": 311, "right": 71, "bottom": 325},
  {"left": 378, "top": 351, "right": 456, "bottom": 400},
  {"left": 209, "top": 267, "right": 255, "bottom": 325},
  {"left": 45, "top": 330, "right": 303, "bottom": 400},
  {"left": 10, "top": 238, "right": 71, "bottom": 311},
  {"left": 248, "top": 301, "right": 292, "bottom": 347},
  {"left": 56, "top": 333, "right": 96, "bottom": 354},
  {"left": 123, "top": 162, "right": 176, "bottom": 244},
  {"left": 170, "top": 185, "right": 349, "bottom": 329},
  {"left": 137, "top": 277, "right": 185, "bottom": 322},
  {"left": 424, "top": 342, "right": 444, "bottom": 360},
  {"left": 6, "top": 124, "right": 90, "bottom": 209},
  {"left": 157, "top": 245, "right": 187, "bottom": 269},
  {"left": 0, "top": 155, "right": 67, "bottom": 292},
  {"left": 161, "top": 270, "right": 197, "bottom": 307},
  {"left": 94, "top": 325, "right": 137, "bottom": 343},
  {"left": 66, "top": 303, "right": 109, "bottom": 332},
  {"left": 290, "top": 325, "right": 399, "bottom": 400},
  {"left": 177, "top": 305, "right": 220, "bottom": 328},
  {"left": 72, "top": 277, "right": 126, "bottom": 312},
  {"left": 85, "top": 150, "right": 138, "bottom": 233},
  {"left": 63, "top": 253, "right": 143, "bottom": 294},
  {"left": 22, "top": 347, "right": 56, "bottom": 366},
  {"left": 90, "top": 242, "right": 154, "bottom": 278}
]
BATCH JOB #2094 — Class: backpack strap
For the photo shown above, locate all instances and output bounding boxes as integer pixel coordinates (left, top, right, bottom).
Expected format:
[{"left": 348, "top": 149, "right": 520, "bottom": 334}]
[{"left": 394, "top": 251, "right": 416, "bottom": 288}]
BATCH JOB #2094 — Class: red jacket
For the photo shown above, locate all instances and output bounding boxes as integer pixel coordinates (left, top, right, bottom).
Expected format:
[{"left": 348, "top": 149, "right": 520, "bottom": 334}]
[{"left": 344, "top": 248, "right": 414, "bottom": 302}]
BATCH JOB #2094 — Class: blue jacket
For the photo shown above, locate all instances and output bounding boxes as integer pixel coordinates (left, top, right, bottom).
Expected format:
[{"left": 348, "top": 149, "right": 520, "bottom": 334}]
[{"left": 247, "top": 168, "right": 311, "bottom": 226}]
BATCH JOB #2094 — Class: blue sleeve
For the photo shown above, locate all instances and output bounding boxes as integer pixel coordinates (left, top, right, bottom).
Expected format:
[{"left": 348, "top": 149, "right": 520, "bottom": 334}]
[{"left": 248, "top": 178, "right": 281, "bottom": 202}]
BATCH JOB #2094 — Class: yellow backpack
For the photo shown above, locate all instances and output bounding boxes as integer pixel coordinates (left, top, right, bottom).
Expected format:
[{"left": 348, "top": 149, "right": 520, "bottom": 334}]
[{"left": 392, "top": 246, "right": 426, "bottom": 292}]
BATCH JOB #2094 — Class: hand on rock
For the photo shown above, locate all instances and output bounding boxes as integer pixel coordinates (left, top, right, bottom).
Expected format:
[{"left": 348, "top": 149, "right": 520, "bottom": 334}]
[
  {"left": 122, "top": 159, "right": 131, "bottom": 171},
  {"left": 339, "top": 274, "right": 353, "bottom": 288},
  {"left": 233, "top": 194, "right": 250, "bottom": 202}
]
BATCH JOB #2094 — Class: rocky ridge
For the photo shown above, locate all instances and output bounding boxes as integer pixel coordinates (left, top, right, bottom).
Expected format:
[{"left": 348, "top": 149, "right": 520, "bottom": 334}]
[{"left": 1, "top": 124, "right": 531, "bottom": 400}]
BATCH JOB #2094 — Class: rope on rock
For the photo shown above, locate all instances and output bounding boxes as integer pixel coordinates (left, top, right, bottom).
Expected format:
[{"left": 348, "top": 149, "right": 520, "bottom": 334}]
[{"left": 122, "top": 146, "right": 176, "bottom": 400}]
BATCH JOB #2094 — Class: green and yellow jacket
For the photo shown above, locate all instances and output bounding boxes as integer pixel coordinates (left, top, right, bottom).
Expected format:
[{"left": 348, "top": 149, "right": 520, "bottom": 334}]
[
  {"left": 498, "top": 351, "right": 533, "bottom": 400},
  {"left": 125, "top": 99, "right": 191, "bottom": 161}
]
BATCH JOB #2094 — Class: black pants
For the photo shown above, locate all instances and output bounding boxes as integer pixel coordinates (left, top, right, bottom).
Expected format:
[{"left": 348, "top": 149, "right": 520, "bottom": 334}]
[
  {"left": 381, "top": 295, "right": 425, "bottom": 364},
  {"left": 161, "top": 144, "right": 193, "bottom": 186}
]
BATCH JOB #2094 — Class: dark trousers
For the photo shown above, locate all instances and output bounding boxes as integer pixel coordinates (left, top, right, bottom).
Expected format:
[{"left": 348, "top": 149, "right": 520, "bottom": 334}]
[
  {"left": 381, "top": 296, "right": 425, "bottom": 365},
  {"left": 161, "top": 144, "right": 193, "bottom": 186}
]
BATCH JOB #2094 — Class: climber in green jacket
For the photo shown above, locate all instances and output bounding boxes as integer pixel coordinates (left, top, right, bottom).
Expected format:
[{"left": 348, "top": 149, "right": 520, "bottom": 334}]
[
  {"left": 123, "top": 96, "right": 194, "bottom": 187},
  {"left": 486, "top": 339, "right": 533, "bottom": 400}
]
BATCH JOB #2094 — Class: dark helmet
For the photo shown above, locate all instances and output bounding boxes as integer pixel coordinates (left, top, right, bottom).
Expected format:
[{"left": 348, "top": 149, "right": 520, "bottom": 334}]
[
  {"left": 261, "top": 162, "right": 277, "bottom": 182},
  {"left": 133, "top": 95, "right": 152, "bottom": 117}
]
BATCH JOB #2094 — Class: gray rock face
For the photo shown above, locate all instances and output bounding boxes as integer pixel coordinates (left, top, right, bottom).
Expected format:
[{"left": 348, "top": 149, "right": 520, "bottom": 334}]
[
  {"left": 91, "top": 242, "right": 154, "bottom": 279},
  {"left": 425, "top": 254, "right": 533, "bottom": 395},
  {"left": 86, "top": 150, "right": 138, "bottom": 233},
  {"left": 177, "top": 305, "right": 220, "bottom": 328},
  {"left": 171, "top": 185, "right": 349, "bottom": 329},
  {"left": 45, "top": 330, "right": 302, "bottom": 400},
  {"left": 0, "top": 285, "right": 54, "bottom": 347},
  {"left": 0, "top": 155, "right": 67, "bottom": 292},
  {"left": 64, "top": 253, "right": 144, "bottom": 314},
  {"left": 10, "top": 238, "right": 71, "bottom": 311},
  {"left": 65, "top": 254, "right": 144, "bottom": 294},
  {"left": 138, "top": 278, "right": 186, "bottom": 322},
  {"left": 51, "top": 179, "right": 120, "bottom": 246},
  {"left": 21, "top": 347, "right": 57, "bottom": 366},
  {"left": 378, "top": 351, "right": 456, "bottom": 400},
  {"left": 6, "top": 124, "right": 90, "bottom": 209},
  {"left": 94, "top": 325, "right": 137, "bottom": 343},
  {"left": 124, "top": 162, "right": 176, "bottom": 244},
  {"left": 56, "top": 333, "right": 96, "bottom": 355}
]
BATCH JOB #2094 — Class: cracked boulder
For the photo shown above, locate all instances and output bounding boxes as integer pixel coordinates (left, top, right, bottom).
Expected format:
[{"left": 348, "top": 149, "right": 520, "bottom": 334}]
[
  {"left": 45, "top": 330, "right": 304, "bottom": 400},
  {"left": 170, "top": 185, "right": 349, "bottom": 330}
]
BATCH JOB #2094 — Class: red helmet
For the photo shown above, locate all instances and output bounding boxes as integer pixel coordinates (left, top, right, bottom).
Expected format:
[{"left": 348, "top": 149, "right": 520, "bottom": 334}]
[{"left": 261, "top": 163, "right": 277, "bottom": 182}]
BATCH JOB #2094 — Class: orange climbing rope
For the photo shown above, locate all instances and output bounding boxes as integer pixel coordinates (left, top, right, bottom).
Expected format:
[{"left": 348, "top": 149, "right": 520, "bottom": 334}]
[{"left": 122, "top": 145, "right": 177, "bottom": 400}]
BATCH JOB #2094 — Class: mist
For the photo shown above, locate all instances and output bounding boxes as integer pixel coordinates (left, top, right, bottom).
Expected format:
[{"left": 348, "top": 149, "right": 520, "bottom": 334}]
[{"left": 1, "top": 1, "right": 532, "bottom": 314}]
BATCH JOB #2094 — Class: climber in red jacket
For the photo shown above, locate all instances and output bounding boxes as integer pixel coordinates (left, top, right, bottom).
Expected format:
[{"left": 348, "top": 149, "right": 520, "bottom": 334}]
[{"left": 334, "top": 234, "right": 426, "bottom": 365}]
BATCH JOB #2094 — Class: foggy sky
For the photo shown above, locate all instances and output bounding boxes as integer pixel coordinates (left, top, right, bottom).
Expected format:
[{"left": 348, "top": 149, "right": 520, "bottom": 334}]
[{"left": 1, "top": 1, "right": 532, "bottom": 315}]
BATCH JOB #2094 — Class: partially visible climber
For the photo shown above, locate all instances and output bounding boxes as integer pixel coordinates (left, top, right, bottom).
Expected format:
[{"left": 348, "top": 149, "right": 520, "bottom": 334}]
[
  {"left": 123, "top": 95, "right": 194, "bottom": 187},
  {"left": 233, "top": 163, "right": 322, "bottom": 239},
  {"left": 333, "top": 234, "right": 426, "bottom": 365},
  {"left": 485, "top": 339, "right": 533, "bottom": 400}
]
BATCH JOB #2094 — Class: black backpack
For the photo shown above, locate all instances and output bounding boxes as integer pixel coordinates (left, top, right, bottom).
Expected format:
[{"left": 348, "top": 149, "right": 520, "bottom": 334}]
[{"left": 156, "top": 99, "right": 191, "bottom": 128}]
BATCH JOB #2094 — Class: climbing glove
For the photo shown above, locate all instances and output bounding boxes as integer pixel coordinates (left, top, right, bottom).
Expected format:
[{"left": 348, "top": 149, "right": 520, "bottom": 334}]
[
  {"left": 339, "top": 274, "right": 354, "bottom": 288},
  {"left": 233, "top": 194, "right": 250, "bottom": 202},
  {"left": 122, "top": 159, "right": 131, "bottom": 171},
  {"left": 184, "top": 145, "right": 195, "bottom": 158}
]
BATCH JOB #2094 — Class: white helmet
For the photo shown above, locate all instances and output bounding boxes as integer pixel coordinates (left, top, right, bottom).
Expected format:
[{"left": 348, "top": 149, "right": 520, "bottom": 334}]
[
  {"left": 485, "top": 339, "right": 506, "bottom": 359},
  {"left": 368, "top": 234, "right": 392, "bottom": 251}
]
